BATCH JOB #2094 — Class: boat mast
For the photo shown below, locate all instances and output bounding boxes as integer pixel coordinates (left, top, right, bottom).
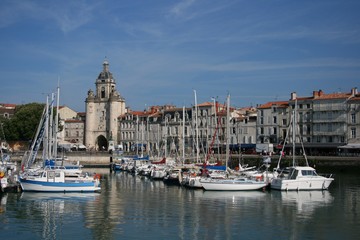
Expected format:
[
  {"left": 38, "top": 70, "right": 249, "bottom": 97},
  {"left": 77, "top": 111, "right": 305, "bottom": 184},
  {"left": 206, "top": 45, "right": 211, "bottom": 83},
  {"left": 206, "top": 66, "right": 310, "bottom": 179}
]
[
  {"left": 49, "top": 92, "right": 55, "bottom": 160},
  {"left": 44, "top": 95, "right": 52, "bottom": 161},
  {"left": 136, "top": 116, "right": 139, "bottom": 156},
  {"left": 225, "top": 94, "right": 230, "bottom": 171},
  {"left": 182, "top": 106, "right": 185, "bottom": 165},
  {"left": 54, "top": 85, "right": 60, "bottom": 159},
  {"left": 141, "top": 120, "right": 144, "bottom": 158},
  {"left": 194, "top": 90, "right": 199, "bottom": 163},
  {"left": 292, "top": 99, "right": 297, "bottom": 167}
]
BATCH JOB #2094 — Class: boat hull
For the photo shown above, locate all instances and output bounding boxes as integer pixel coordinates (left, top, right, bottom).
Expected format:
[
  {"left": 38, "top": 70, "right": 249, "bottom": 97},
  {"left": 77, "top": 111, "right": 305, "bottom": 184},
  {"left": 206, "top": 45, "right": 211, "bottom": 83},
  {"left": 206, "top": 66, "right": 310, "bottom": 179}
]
[
  {"left": 19, "top": 178, "right": 101, "bottom": 192},
  {"left": 271, "top": 177, "right": 334, "bottom": 191},
  {"left": 200, "top": 179, "right": 267, "bottom": 191}
]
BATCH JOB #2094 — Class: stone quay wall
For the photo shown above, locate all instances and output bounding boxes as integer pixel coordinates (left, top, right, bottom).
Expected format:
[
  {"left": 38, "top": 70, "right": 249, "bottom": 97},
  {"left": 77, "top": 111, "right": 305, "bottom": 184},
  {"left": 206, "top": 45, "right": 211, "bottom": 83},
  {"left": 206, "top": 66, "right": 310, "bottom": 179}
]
[{"left": 8, "top": 151, "right": 360, "bottom": 169}]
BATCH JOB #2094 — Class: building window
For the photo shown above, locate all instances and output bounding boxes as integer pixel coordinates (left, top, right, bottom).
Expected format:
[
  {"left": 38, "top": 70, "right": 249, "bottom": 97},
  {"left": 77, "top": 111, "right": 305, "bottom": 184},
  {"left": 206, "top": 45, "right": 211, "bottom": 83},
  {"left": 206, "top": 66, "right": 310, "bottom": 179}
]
[
  {"left": 351, "top": 113, "right": 356, "bottom": 123},
  {"left": 327, "top": 112, "right": 332, "bottom": 120},
  {"left": 273, "top": 116, "right": 277, "bottom": 124},
  {"left": 260, "top": 127, "right": 264, "bottom": 135},
  {"left": 273, "top": 127, "right": 277, "bottom": 135},
  {"left": 328, "top": 124, "right": 332, "bottom": 132},
  {"left": 351, "top": 128, "right": 356, "bottom": 138}
]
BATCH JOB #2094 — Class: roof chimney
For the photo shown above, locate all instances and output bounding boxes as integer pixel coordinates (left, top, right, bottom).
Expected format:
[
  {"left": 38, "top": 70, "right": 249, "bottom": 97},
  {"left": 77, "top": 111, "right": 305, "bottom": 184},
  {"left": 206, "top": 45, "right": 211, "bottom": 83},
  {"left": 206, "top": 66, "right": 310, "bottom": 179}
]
[
  {"left": 313, "top": 90, "right": 318, "bottom": 99},
  {"left": 351, "top": 87, "right": 358, "bottom": 96},
  {"left": 290, "top": 92, "right": 297, "bottom": 100}
]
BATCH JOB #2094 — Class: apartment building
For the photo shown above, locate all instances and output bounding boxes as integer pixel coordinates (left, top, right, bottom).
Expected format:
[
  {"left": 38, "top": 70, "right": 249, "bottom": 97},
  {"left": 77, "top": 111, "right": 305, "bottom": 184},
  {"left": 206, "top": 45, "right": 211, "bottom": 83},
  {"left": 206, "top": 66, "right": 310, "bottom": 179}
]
[{"left": 256, "top": 88, "right": 360, "bottom": 156}]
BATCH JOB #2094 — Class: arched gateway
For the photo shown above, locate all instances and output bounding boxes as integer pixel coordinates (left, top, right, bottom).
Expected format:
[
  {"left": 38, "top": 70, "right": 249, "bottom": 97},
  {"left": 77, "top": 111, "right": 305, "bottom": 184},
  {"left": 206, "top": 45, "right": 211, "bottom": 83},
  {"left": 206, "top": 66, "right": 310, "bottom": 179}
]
[{"left": 96, "top": 135, "right": 108, "bottom": 151}]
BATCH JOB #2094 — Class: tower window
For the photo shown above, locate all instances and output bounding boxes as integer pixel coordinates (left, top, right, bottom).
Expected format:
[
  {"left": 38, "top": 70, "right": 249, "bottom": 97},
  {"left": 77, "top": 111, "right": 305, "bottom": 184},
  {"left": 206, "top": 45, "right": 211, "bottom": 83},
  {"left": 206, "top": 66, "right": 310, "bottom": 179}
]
[{"left": 101, "top": 87, "right": 105, "bottom": 98}]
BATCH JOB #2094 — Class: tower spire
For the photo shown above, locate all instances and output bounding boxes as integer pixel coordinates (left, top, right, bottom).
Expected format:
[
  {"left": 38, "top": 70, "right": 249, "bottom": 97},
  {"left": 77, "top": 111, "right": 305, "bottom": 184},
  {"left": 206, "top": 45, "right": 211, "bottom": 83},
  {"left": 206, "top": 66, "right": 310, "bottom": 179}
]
[{"left": 103, "top": 57, "right": 109, "bottom": 72}]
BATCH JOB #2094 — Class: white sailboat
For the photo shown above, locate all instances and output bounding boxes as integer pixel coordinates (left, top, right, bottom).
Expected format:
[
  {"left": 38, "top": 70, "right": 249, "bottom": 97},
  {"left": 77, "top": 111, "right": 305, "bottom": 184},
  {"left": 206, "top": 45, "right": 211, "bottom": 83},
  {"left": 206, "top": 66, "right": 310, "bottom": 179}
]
[
  {"left": 270, "top": 101, "right": 334, "bottom": 191},
  {"left": 200, "top": 94, "right": 268, "bottom": 191},
  {"left": 19, "top": 87, "right": 101, "bottom": 192}
]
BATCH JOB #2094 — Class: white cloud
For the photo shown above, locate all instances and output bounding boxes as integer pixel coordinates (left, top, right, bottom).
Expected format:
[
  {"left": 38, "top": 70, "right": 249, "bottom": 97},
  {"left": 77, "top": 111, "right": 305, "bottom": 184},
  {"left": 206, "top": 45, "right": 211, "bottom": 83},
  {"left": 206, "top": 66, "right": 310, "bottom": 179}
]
[{"left": 170, "top": 0, "right": 196, "bottom": 17}]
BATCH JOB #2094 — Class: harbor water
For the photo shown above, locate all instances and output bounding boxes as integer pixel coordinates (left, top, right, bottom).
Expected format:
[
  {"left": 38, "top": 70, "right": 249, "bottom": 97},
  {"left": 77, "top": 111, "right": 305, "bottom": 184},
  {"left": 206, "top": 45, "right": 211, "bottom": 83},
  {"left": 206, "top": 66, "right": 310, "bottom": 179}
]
[{"left": 1, "top": 168, "right": 359, "bottom": 240}]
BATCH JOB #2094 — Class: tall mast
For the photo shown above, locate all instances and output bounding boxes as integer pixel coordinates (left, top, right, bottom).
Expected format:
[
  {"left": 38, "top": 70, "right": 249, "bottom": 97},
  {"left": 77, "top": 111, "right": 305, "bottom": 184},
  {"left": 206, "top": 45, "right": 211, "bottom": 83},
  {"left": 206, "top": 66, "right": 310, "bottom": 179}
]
[
  {"left": 182, "top": 106, "right": 185, "bottom": 165},
  {"left": 141, "top": 120, "right": 144, "bottom": 157},
  {"left": 54, "top": 85, "right": 60, "bottom": 159},
  {"left": 136, "top": 116, "right": 139, "bottom": 156},
  {"left": 44, "top": 95, "right": 49, "bottom": 160},
  {"left": 292, "top": 99, "right": 297, "bottom": 167},
  {"left": 226, "top": 94, "right": 230, "bottom": 170},
  {"left": 194, "top": 90, "right": 199, "bottom": 163},
  {"left": 48, "top": 92, "right": 55, "bottom": 159}
]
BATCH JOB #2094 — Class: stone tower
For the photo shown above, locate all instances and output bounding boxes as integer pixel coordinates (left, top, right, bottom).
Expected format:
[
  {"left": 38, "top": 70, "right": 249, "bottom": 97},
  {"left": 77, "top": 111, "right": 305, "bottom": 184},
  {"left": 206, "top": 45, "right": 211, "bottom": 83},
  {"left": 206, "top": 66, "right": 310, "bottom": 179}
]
[{"left": 85, "top": 59, "right": 126, "bottom": 151}]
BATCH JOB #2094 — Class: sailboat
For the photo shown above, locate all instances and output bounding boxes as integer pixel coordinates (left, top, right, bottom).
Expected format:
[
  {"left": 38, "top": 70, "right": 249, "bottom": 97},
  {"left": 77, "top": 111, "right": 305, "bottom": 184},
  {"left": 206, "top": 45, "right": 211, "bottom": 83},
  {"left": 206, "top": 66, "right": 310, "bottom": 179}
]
[
  {"left": 270, "top": 101, "right": 334, "bottom": 191},
  {"left": 19, "top": 87, "right": 101, "bottom": 192},
  {"left": 200, "top": 94, "right": 268, "bottom": 191}
]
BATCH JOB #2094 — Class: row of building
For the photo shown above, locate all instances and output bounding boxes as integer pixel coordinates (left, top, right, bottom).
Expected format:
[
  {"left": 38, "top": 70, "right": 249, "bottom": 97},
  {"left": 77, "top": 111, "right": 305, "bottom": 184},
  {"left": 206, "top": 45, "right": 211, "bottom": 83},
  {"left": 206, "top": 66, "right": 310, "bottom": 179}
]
[{"left": 1, "top": 60, "right": 359, "bottom": 157}]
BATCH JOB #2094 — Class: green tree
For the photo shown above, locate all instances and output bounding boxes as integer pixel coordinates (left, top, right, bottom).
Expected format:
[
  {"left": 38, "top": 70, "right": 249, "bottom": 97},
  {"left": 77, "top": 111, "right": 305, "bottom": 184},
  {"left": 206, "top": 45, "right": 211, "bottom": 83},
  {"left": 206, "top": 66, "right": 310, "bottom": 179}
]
[{"left": 1, "top": 103, "right": 45, "bottom": 141}]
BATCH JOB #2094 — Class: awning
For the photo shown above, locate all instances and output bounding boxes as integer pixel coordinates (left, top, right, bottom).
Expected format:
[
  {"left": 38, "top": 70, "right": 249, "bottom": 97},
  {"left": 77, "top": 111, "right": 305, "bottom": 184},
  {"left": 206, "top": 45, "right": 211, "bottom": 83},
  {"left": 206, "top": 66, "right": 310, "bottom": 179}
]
[{"left": 77, "top": 144, "right": 87, "bottom": 149}]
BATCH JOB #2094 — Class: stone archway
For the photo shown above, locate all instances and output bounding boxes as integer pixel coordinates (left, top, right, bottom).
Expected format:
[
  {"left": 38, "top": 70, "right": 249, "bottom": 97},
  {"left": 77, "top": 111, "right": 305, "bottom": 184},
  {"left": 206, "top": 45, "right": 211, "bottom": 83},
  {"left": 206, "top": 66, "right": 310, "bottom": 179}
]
[{"left": 96, "top": 135, "right": 108, "bottom": 151}]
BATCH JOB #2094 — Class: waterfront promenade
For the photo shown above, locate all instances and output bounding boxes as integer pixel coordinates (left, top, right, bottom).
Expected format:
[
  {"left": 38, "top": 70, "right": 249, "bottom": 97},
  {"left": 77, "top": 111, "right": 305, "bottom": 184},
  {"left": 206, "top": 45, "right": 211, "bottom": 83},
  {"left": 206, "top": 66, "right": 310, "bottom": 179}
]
[{"left": 8, "top": 151, "right": 360, "bottom": 169}]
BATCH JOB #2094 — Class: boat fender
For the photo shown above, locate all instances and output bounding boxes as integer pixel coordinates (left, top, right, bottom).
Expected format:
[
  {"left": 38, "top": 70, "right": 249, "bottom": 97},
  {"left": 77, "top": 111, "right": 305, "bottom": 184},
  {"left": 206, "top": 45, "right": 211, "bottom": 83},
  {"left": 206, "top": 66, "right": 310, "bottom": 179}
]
[
  {"left": 0, "top": 171, "right": 4, "bottom": 178},
  {"left": 93, "top": 174, "right": 101, "bottom": 180}
]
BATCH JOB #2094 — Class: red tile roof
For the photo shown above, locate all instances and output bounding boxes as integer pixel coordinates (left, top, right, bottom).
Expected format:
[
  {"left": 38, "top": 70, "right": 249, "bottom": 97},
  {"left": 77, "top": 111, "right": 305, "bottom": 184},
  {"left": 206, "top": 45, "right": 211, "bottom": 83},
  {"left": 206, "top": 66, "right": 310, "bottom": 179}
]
[{"left": 257, "top": 101, "right": 288, "bottom": 109}]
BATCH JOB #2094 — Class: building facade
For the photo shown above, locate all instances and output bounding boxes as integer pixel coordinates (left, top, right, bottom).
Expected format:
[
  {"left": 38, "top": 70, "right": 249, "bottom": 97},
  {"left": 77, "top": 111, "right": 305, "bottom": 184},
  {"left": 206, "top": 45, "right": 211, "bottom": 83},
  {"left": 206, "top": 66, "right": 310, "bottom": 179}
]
[
  {"left": 255, "top": 88, "right": 360, "bottom": 155},
  {"left": 84, "top": 60, "right": 126, "bottom": 151}
]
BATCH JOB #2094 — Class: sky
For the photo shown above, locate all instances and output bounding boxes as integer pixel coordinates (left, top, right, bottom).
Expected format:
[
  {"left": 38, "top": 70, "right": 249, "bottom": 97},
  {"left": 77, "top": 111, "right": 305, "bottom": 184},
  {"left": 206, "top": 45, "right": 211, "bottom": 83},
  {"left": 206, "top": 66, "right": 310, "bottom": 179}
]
[{"left": 0, "top": 0, "right": 359, "bottom": 112}]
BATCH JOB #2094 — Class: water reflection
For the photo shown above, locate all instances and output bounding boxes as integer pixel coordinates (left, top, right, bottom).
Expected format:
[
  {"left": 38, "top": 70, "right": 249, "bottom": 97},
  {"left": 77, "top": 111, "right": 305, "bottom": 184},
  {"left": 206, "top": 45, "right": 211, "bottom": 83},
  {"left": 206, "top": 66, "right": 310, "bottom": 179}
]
[
  {"left": 1, "top": 169, "right": 360, "bottom": 239},
  {"left": 17, "top": 192, "right": 101, "bottom": 239},
  {"left": 278, "top": 191, "right": 334, "bottom": 216},
  {"left": 0, "top": 193, "right": 7, "bottom": 214}
]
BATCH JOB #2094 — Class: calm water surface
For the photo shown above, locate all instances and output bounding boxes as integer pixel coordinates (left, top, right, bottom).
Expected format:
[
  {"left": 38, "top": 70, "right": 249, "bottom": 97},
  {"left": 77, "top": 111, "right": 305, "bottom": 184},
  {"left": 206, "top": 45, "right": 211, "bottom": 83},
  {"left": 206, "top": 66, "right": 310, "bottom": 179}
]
[{"left": 1, "top": 168, "right": 359, "bottom": 240}]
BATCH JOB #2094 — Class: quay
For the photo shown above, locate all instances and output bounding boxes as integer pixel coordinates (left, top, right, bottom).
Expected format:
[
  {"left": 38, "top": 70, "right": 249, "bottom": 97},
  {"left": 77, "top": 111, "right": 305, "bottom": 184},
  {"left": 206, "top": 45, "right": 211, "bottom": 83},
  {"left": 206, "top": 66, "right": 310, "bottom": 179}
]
[{"left": 8, "top": 151, "right": 360, "bottom": 170}]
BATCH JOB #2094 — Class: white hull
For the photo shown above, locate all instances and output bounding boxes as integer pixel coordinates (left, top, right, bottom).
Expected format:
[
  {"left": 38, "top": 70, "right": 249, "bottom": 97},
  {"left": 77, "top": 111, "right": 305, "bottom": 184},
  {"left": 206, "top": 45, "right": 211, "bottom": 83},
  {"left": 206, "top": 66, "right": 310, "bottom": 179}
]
[
  {"left": 19, "top": 168, "right": 101, "bottom": 192},
  {"left": 200, "top": 178, "right": 267, "bottom": 191},
  {"left": 19, "top": 178, "right": 101, "bottom": 192},
  {"left": 271, "top": 177, "right": 333, "bottom": 191},
  {"left": 186, "top": 176, "right": 203, "bottom": 188}
]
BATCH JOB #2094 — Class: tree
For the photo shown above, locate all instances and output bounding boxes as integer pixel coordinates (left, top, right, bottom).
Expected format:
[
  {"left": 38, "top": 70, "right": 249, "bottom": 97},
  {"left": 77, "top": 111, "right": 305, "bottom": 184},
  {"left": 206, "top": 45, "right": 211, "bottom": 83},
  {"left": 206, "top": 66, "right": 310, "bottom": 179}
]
[{"left": 1, "top": 103, "right": 45, "bottom": 141}]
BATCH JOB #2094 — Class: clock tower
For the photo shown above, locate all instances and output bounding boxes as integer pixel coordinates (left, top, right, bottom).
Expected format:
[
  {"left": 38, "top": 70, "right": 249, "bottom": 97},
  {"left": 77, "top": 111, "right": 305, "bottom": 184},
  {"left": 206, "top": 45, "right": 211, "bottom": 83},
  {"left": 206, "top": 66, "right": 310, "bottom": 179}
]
[{"left": 85, "top": 59, "right": 126, "bottom": 151}]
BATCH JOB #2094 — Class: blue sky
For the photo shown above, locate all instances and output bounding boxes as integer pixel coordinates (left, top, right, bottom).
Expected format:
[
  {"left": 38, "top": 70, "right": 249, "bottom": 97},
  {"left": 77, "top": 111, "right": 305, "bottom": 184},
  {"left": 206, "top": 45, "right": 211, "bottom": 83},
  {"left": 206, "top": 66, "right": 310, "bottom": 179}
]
[{"left": 1, "top": 0, "right": 359, "bottom": 112}]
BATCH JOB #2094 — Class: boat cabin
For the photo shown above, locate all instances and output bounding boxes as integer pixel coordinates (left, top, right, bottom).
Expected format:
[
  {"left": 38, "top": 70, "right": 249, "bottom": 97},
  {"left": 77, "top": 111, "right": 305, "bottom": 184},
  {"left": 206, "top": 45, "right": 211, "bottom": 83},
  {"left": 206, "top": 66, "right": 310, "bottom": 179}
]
[{"left": 287, "top": 166, "right": 318, "bottom": 180}]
